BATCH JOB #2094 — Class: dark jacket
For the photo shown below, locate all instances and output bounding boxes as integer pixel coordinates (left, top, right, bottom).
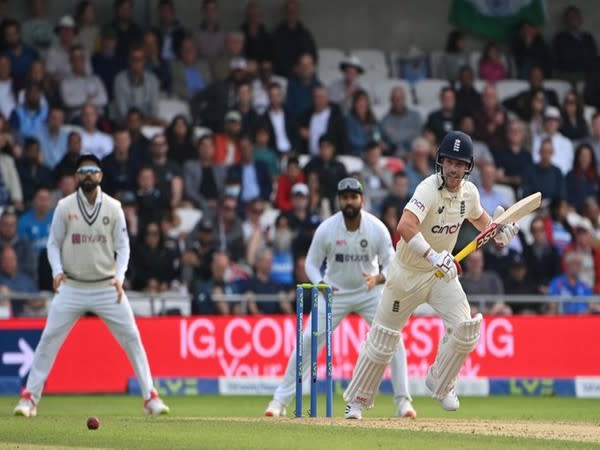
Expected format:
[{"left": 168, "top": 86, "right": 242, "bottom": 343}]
[
  {"left": 300, "top": 103, "right": 348, "bottom": 155},
  {"left": 260, "top": 108, "right": 300, "bottom": 153}
]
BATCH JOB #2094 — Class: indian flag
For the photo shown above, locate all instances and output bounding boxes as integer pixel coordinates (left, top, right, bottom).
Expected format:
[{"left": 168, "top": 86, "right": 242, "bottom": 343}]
[{"left": 449, "top": 0, "right": 547, "bottom": 41}]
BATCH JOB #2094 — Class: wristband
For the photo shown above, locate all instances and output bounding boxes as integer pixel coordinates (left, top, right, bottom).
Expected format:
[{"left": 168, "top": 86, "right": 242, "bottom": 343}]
[{"left": 407, "top": 232, "right": 431, "bottom": 258}]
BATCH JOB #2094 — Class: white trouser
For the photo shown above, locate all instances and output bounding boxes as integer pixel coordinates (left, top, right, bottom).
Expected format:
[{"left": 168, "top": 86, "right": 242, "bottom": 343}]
[
  {"left": 25, "top": 283, "right": 155, "bottom": 404},
  {"left": 273, "top": 288, "right": 411, "bottom": 407}
]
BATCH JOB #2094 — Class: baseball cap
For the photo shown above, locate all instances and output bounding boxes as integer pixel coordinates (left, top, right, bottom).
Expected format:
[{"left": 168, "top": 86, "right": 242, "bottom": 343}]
[
  {"left": 55, "top": 15, "right": 75, "bottom": 32},
  {"left": 224, "top": 110, "right": 242, "bottom": 123},
  {"left": 197, "top": 217, "right": 214, "bottom": 232},
  {"left": 229, "top": 57, "right": 248, "bottom": 71},
  {"left": 544, "top": 106, "right": 561, "bottom": 120},
  {"left": 575, "top": 217, "right": 593, "bottom": 232},
  {"left": 291, "top": 183, "right": 309, "bottom": 196},
  {"left": 339, "top": 54, "right": 365, "bottom": 74},
  {"left": 337, "top": 177, "right": 364, "bottom": 195}
]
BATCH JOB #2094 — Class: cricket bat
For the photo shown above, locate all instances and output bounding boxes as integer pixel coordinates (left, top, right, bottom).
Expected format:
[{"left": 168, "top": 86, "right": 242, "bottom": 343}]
[{"left": 435, "top": 192, "right": 542, "bottom": 278}]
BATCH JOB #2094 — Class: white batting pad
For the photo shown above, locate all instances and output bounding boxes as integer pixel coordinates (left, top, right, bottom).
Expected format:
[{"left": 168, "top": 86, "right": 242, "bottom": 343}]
[
  {"left": 343, "top": 323, "right": 401, "bottom": 409},
  {"left": 429, "top": 313, "right": 482, "bottom": 399}
]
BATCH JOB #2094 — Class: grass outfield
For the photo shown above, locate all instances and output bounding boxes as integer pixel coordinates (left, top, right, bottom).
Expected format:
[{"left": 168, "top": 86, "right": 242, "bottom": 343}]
[{"left": 0, "top": 395, "right": 599, "bottom": 449}]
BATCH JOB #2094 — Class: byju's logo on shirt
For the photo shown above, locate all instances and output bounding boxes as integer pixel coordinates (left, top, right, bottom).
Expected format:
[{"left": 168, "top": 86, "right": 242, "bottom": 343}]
[
  {"left": 335, "top": 254, "right": 370, "bottom": 263},
  {"left": 71, "top": 233, "right": 108, "bottom": 244}
]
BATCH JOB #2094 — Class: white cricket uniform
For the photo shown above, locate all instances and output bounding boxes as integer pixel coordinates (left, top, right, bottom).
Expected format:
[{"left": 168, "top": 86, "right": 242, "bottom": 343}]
[
  {"left": 375, "top": 174, "right": 484, "bottom": 332},
  {"left": 24, "top": 188, "right": 157, "bottom": 404},
  {"left": 273, "top": 210, "right": 412, "bottom": 406}
]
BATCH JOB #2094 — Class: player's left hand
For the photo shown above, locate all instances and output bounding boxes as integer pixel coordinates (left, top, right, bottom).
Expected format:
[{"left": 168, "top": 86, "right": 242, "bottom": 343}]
[
  {"left": 110, "top": 278, "right": 124, "bottom": 303},
  {"left": 363, "top": 273, "right": 381, "bottom": 290},
  {"left": 492, "top": 206, "right": 519, "bottom": 247}
]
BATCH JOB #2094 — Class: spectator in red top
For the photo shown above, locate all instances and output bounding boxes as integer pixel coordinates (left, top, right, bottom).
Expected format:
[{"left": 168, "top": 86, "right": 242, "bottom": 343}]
[
  {"left": 213, "top": 110, "right": 241, "bottom": 165},
  {"left": 479, "top": 42, "right": 507, "bottom": 82},
  {"left": 561, "top": 218, "right": 600, "bottom": 293},
  {"left": 274, "top": 156, "right": 305, "bottom": 211}
]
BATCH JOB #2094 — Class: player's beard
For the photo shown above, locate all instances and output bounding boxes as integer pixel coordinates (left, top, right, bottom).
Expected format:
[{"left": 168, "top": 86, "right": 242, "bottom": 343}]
[
  {"left": 342, "top": 205, "right": 360, "bottom": 219},
  {"left": 79, "top": 179, "right": 99, "bottom": 193}
]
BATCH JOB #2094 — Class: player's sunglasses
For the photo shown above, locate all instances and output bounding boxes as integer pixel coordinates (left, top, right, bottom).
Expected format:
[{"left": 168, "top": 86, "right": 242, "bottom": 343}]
[
  {"left": 76, "top": 166, "right": 101, "bottom": 175},
  {"left": 337, "top": 178, "right": 363, "bottom": 194}
]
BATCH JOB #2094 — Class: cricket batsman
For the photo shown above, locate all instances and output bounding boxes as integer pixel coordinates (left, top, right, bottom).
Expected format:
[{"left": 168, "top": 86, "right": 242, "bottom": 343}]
[
  {"left": 265, "top": 177, "right": 415, "bottom": 418},
  {"left": 343, "top": 131, "right": 519, "bottom": 419}
]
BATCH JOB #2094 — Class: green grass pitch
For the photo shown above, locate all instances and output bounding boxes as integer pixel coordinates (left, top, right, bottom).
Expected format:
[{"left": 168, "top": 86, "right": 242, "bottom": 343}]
[{"left": 0, "top": 395, "right": 599, "bottom": 449}]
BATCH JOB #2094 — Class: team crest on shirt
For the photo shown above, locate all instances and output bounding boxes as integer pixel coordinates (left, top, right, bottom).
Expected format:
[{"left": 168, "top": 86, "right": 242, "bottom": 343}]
[
  {"left": 360, "top": 239, "right": 368, "bottom": 248},
  {"left": 102, "top": 216, "right": 110, "bottom": 225},
  {"left": 437, "top": 206, "right": 444, "bottom": 214},
  {"left": 460, "top": 200, "right": 465, "bottom": 217}
]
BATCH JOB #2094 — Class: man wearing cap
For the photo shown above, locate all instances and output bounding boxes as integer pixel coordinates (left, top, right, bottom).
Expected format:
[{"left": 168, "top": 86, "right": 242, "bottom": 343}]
[
  {"left": 328, "top": 54, "right": 366, "bottom": 113},
  {"left": 14, "top": 153, "right": 170, "bottom": 417},
  {"left": 531, "top": 106, "right": 574, "bottom": 175},
  {"left": 45, "top": 15, "right": 92, "bottom": 83},
  {"left": 212, "top": 31, "right": 246, "bottom": 81},
  {"left": 265, "top": 176, "right": 415, "bottom": 419},
  {"left": 214, "top": 111, "right": 242, "bottom": 164}
]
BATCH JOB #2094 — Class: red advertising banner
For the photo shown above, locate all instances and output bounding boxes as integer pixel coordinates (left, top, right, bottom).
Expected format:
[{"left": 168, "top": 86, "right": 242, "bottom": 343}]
[{"left": 1, "top": 315, "right": 599, "bottom": 393}]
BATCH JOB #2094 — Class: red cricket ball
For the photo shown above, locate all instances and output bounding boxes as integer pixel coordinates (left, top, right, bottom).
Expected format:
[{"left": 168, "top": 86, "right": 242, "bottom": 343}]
[{"left": 86, "top": 416, "right": 100, "bottom": 430}]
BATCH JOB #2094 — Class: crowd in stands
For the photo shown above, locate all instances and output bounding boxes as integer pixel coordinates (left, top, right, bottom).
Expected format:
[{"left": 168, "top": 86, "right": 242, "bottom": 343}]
[{"left": 0, "top": 0, "right": 599, "bottom": 317}]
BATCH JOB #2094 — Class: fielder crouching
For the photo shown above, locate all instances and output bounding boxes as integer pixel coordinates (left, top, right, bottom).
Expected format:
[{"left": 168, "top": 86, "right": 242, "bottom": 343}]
[
  {"left": 14, "top": 154, "right": 169, "bottom": 417},
  {"left": 343, "top": 131, "right": 519, "bottom": 419}
]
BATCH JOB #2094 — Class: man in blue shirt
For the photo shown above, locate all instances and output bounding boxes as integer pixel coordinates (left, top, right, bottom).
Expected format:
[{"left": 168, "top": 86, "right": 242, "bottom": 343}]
[
  {"left": 2, "top": 19, "right": 37, "bottom": 80},
  {"left": 0, "top": 246, "right": 38, "bottom": 317},
  {"left": 33, "top": 107, "right": 69, "bottom": 170},
  {"left": 17, "top": 186, "right": 54, "bottom": 254},
  {"left": 548, "top": 251, "right": 592, "bottom": 313}
]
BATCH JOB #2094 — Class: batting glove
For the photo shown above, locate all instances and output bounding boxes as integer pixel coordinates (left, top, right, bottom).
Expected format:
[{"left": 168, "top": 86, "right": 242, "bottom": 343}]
[
  {"left": 492, "top": 206, "right": 520, "bottom": 247},
  {"left": 426, "top": 249, "right": 462, "bottom": 282}
]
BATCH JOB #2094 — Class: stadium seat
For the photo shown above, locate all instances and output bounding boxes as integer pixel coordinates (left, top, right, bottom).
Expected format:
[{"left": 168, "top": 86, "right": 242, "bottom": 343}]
[
  {"left": 495, "top": 80, "right": 528, "bottom": 102},
  {"left": 473, "top": 79, "right": 487, "bottom": 92},
  {"left": 158, "top": 98, "right": 191, "bottom": 123},
  {"left": 413, "top": 79, "right": 450, "bottom": 107},
  {"left": 61, "top": 124, "right": 84, "bottom": 135},
  {"left": 318, "top": 48, "right": 345, "bottom": 84},
  {"left": 193, "top": 126, "right": 212, "bottom": 141},
  {"left": 338, "top": 154, "right": 364, "bottom": 174},
  {"left": 141, "top": 125, "right": 165, "bottom": 140},
  {"left": 413, "top": 104, "right": 437, "bottom": 121},
  {"left": 544, "top": 79, "right": 573, "bottom": 104},
  {"left": 428, "top": 50, "right": 445, "bottom": 79},
  {"left": 351, "top": 48, "right": 389, "bottom": 78},
  {"left": 372, "top": 103, "right": 388, "bottom": 121},
  {"left": 167, "top": 208, "right": 202, "bottom": 239},
  {"left": 369, "top": 78, "right": 413, "bottom": 107},
  {"left": 260, "top": 207, "right": 280, "bottom": 230},
  {"left": 298, "top": 154, "right": 311, "bottom": 168},
  {"left": 584, "top": 105, "right": 597, "bottom": 128}
]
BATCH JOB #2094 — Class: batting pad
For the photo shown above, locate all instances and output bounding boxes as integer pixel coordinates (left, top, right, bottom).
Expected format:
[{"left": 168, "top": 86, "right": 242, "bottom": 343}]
[
  {"left": 343, "top": 323, "right": 401, "bottom": 409},
  {"left": 429, "top": 313, "right": 482, "bottom": 399}
]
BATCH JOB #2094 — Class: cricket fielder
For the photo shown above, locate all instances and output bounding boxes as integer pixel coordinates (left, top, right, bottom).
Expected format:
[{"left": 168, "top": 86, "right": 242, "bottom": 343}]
[
  {"left": 343, "top": 131, "right": 519, "bottom": 419},
  {"left": 14, "top": 154, "right": 169, "bottom": 417},
  {"left": 265, "top": 178, "right": 415, "bottom": 418}
]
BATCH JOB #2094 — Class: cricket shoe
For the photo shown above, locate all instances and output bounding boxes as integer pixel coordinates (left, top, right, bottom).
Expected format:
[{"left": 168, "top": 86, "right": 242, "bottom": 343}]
[
  {"left": 396, "top": 397, "right": 416, "bottom": 418},
  {"left": 14, "top": 389, "right": 37, "bottom": 417},
  {"left": 144, "top": 389, "right": 170, "bottom": 415},
  {"left": 344, "top": 402, "right": 363, "bottom": 420},
  {"left": 425, "top": 370, "right": 460, "bottom": 411},
  {"left": 264, "top": 399, "right": 287, "bottom": 417}
]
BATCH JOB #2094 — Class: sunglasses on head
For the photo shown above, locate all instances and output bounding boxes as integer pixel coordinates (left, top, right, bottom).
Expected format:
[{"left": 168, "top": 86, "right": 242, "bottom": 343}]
[
  {"left": 337, "top": 178, "right": 363, "bottom": 193},
  {"left": 76, "top": 166, "right": 101, "bottom": 174}
]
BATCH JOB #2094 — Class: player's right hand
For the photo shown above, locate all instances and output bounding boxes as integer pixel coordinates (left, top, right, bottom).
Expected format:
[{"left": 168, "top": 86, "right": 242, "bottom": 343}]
[
  {"left": 53, "top": 273, "right": 66, "bottom": 292},
  {"left": 426, "top": 250, "right": 462, "bottom": 282}
]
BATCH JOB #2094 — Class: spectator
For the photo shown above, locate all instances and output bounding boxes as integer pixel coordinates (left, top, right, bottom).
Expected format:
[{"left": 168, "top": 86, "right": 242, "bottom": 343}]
[
  {"left": 425, "top": 86, "right": 459, "bottom": 144},
  {"left": 118, "top": 190, "right": 139, "bottom": 240},
  {"left": 91, "top": 27, "right": 126, "bottom": 99},
  {"left": 181, "top": 216, "right": 218, "bottom": 286},
  {"left": 512, "top": 21, "right": 552, "bottom": 79},
  {"left": 524, "top": 137, "right": 566, "bottom": 202},
  {"left": 235, "top": 81, "right": 260, "bottom": 137},
  {"left": 531, "top": 106, "right": 574, "bottom": 175},
  {"left": 154, "top": 0, "right": 184, "bottom": 62},
  {"left": 170, "top": 34, "right": 210, "bottom": 101},
  {"left": 549, "top": 251, "right": 592, "bottom": 314},
  {"left": 17, "top": 138, "right": 52, "bottom": 206},
  {"left": 136, "top": 166, "right": 170, "bottom": 228},
  {"left": 381, "top": 203, "right": 400, "bottom": 247},
  {"left": 454, "top": 65, "right": 482, "bottom": 118},
  {"left": 566, "top": 144, "right": 598, "bottom": 213},
  {"left": 397, "top": 46, "right": 429, "bottom": 85},
  {"left": 60, "top": 45, "right": 108, "bottom": 120},
  {"left": 113, "top": 46, "right": 161, "bottom": 125},
  {"left": 541, "top": 198, "right": 573, "bottom": 254},
  {"left": 285, "top": 53, "right": 320, "bottom": 120},
  {"left": 583, "top": 56, "right": 600, "bottom": 111},
  {"left": 10, "top": 83, "right": 48, "bottom": 139},
  {"left": 17, "top": 186, "right": 53, "bottom": 254},
  {"left": 525, "top": 87, "right": 546, "bottom": 139},
  {"left": 493, "top": 119, "right": 534, "bottom": 194},
  {"left": 45, "top": 15, "right": 91, "bottom": 83},
  {"left": 381, "top": 170, "right": 410, "bottom": 215},
  {"left": 300, "top": 85, "right": 347, "bottom": 156},
  {"left": 53, "top": 131, "right": 82, "bottom": 179},
  {"left": 521, "top": 217, "right": 560, "bottom": 296},
  {"left": 303, "top": 134, "right": 348, "bottom": 208},
  {"left": 0, "top": 147, "right": 22, "bottom": 210},
  {"left": 251, "top": 59, "right": 286, "bottom": 114},
  {"left": 328, "top": 54, "right": 366, "bottom": 114},
  {"left": 0, "top": 209, "right": 37, "bottom": 282},
  {"left": 79, "top": 103, "right": 112, "bottom": 160},
  {"left": 291, "top": 212, "right": 320, "bottom": 259},
  {"left": 50, "top": 172, "right": 76, "bottom": 207},
  {"left": 131, "top": 221, "right": 178, "bottom": 292},
  {"left": 457, "top": 113, "right": 494, "bottom": 188},
  {"left": 283, "top": 182, "right": 309, "bottom": 231},
  {"left": 240, "top": 2, "right": 272, "bottom": 62},
  {"left": 473, "top": 84, "right": 508, "bottom": 151},
  {"left": 225, "top": 135, "right": 272, "bottom": 207},
  {"left": 252, "top": 124, "right": 279, "bottom": 177},
  {"left": 345, "top": 89, "right": 382, "bottom": 156},
  {"left": 125, "top": 107, "right": 149, "bottom": 163},
  {"left": 74, "top": 1, "right": 100, "bottom": 55},
  {"left": 553, "top": 5, "right": 597, "bottom": 82},
  {"left": 270, "top": 213, "right": 294, "bottom": 288},
  {"left": 18, "top": 58, "right": 57, "bottom": 109},
  {"left": 183, "top": 135, "right": 225, "bottom": 211},
  {"left": 166, "top": 115, "right": 195, "bottom": 164},
  {"left": 261, "top": 81, "right": 299, "bottom": 155},
  {"left": 274, "top": 157, "right": 305, "bottom": 211},
  {"left": 562, "top": 218, "right": 600, "bottom": 293},
  {"left": 214, "top": 195, "right": 245, "bottom": 262},
  {"left": 101, "top": 127, "right": 138, "bottom": 196},
  {"left": 560, "top": 90, "right": 589, "bottom": 141},
  {"left": 360, "top": 141, "right": 392, "bottom": 214},
  {"left": 503, "top": 252, "right": 540, "bottom": 314},
  {"left": 193, "top": 0, "right": 225, "bottom": 65},
  {"left": 212, "top": 31, "right": 246, "bottom": 81},
  {"left": 380, "top": 85, "right": 422, "bottom": 157},
  {"left": 503, "top": 66, "right": 559, "bottom": 121},
  {"left": 246, "top": 247, "right": 293, "bottom": 314},
  {"left": 478, "top": 163, "right": 510, "bottom": 214},
  {"left": 436, "top": 30, "right": 469, "bottom": 82},
  {"left": 0, "top": 54, "right": 15, "bottom": 120},
  {"left": 142, "top": 30, "right": 171, "bottom": 92},
  {"left": 33, "top": 106, "right": 68, "bottom": 170},
  {"left": 148, "top": 133, "right": 183, "bottom": 208},
  {"left": 21, "top": 0, "right": 53, "bottom": 56},
  {"left": 272, "top": 0, "right": 317, "bottom": 77},
  {"left": 243, "top": 197, "right": 269, "bottom": 263},
  {"left": 478, "top": 41, "right": 507, "bottom": 82},
  {"left": 106, "top": 0, "right": 142, "bottom": 60},
  {"left": 0, "top": 246, "right": 40, "bottom": 317},
  {"left": 461, "top": 249, "right": 509, "bottom": 315},
  {"left": 404, "top": 137, "right": 434, "bottom": 195},
  {"left": 583, "top": 197, "right": 600, "bottom": 240},
  {"left": 213, "top": 110, "right": 241, "bottom": 164},
  {"left": 2, "top": 19, "right": 37, "bottom": 80}
]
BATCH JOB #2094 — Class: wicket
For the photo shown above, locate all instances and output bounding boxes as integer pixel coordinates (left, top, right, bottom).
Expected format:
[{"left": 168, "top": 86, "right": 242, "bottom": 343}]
[{"left": 295, "top": 283, "right": 333, "bottom": 418}]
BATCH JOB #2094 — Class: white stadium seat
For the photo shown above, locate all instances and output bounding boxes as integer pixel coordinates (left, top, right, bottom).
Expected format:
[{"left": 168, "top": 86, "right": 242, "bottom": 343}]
[
  {"left": 495, "top": 80, "right": 528, "bottom": 102},
  {"left": 141, "top": 125, "right": 165, "bottom": 140},
  {"left": 544, "top": 79, "right": 573, "bottom": 104},
  {"left": 318, "top": 48, "right": 345, "bottom": 83},
  {"left": 584, "top": 105, "right": 597, "bottom": 128},
  {"left": 158, "top": 98, "right": 191, "bottom": 123},
  {"left": 338, "top": 155, "right": 364, "bottom": 174},
  {"left": 193, "top": 126, "right": 212, "bottom": 141},
  {"left": 428, "top": 50, "right": 445, "bottom": 79},
  {"left": 413, "top": 79, "right": 450, "bottom": 107},
  {"left": 369, "top": 78, "right": 413, "bottom": 107},
  {"left": 351, "top": 48, "right": 389, "bottom": 78}
]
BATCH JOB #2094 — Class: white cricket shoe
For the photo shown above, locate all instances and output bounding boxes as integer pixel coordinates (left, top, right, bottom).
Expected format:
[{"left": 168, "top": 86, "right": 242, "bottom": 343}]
[
  {"left": 14, "top": 389, "right": 37, "bottom": 417},
  {"left": 143, "top": 389, "right": 170, "bottom": 415},
  {"left": 396, "top": 397, "right": 416, "bottom": 418},
  {"left": 264, "top": 399, "right": 287, "bottom": 417},
  {"left": 344, "top": 402, "right": 363, "bottom": 420},
  {"left": 425, "top": 370, "right": 460, "bottom": 411}
]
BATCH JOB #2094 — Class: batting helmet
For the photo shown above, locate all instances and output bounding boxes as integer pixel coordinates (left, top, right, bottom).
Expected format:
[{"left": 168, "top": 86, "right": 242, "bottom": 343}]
[{"left": 436, "top": 130, "right": 474, "bottom": 174}]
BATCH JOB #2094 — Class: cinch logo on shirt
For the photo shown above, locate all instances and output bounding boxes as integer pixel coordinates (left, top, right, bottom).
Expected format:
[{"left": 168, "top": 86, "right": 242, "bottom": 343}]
[
  {"left": 410, "top": 197, "right": 425, "bottom": 212},
  {"left": 71, "top": 233, "right": 108, "bottom": 244},
  {"left": 431, "top": 223, "right": 461, "bottom": 234}
]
